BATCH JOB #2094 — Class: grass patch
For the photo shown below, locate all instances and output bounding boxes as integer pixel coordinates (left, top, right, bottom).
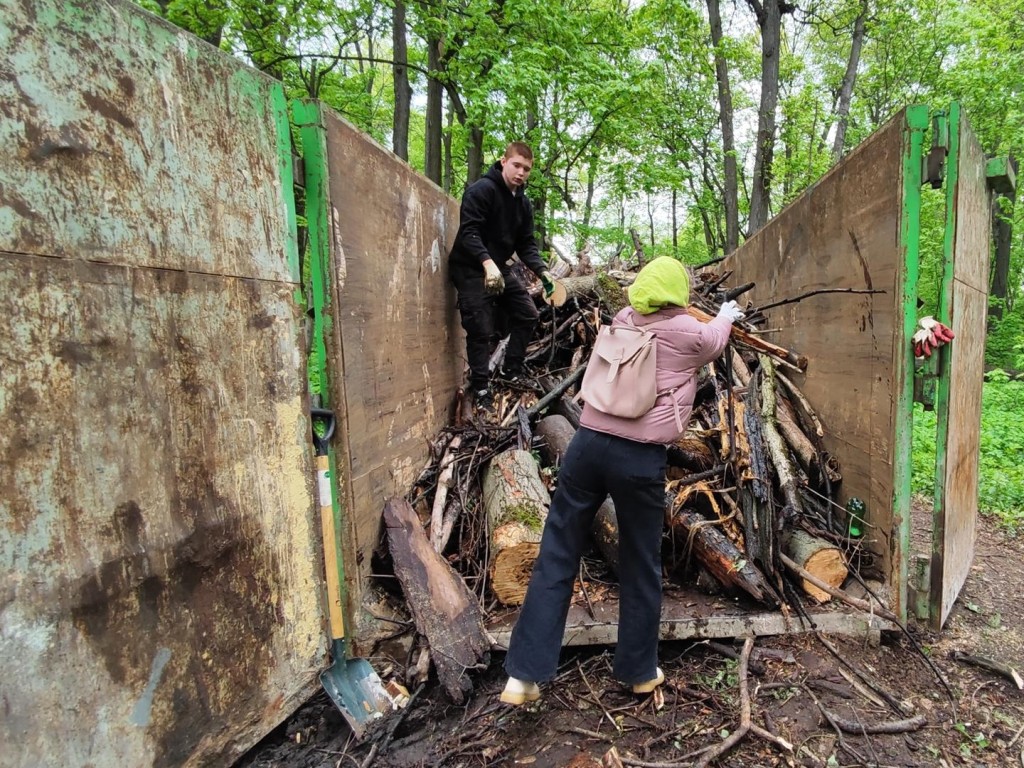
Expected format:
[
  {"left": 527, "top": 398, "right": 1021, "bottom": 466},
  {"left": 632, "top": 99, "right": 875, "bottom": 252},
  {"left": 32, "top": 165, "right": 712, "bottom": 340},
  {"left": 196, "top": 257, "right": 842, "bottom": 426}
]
[{"left": 912, "top": 375, "right": 1024, "bottom": 532}]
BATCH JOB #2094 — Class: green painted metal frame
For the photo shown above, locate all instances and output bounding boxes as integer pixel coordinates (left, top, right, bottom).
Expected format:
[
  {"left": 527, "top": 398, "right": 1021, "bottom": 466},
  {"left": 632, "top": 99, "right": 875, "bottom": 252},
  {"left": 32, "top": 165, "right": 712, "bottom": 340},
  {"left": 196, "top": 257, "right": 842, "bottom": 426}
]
[
  {"left": 292, "top": 100, "right": 350, "bottom": 638},
  {"left": 893, "top": 105, "right": 930, "bottom": 622}
]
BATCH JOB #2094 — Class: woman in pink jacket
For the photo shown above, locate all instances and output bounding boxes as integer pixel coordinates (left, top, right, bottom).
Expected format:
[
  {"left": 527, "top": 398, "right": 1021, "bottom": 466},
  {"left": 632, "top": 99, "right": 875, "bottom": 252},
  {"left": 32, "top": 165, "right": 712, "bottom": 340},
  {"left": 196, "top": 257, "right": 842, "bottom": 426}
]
[{"left": 501, "top": 257, "right": 744, "bottom": 704}]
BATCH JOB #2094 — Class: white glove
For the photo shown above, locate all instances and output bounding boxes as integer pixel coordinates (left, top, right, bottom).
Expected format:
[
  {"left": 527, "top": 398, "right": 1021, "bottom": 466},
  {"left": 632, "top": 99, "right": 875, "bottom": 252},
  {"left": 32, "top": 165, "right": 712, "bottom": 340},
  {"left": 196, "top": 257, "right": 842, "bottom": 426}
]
[
  {"left": 482, "top": 259, "right": 505, "bottom": 295},
  {"left": 717, "top": 299, "right": 744, "bottom": 323}
]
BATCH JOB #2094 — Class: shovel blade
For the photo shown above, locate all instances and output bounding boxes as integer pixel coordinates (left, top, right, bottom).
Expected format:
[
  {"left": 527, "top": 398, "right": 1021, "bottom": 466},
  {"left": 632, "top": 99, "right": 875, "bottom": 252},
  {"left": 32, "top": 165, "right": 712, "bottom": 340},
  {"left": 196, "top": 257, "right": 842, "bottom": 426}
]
[{"left": 320, "top": 656, "right": 394, "bottom": 737}]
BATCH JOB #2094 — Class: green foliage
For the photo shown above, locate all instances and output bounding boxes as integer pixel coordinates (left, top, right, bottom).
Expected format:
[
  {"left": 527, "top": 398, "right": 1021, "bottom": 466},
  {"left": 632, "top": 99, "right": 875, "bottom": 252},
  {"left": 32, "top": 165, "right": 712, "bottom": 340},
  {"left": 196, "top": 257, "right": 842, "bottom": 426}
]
[
  {"left": 986, "top": 303, "right": 1024, "bottom": 371},
  {"left": 912, "top": 377, "right": 1024, "bottom": 531}
]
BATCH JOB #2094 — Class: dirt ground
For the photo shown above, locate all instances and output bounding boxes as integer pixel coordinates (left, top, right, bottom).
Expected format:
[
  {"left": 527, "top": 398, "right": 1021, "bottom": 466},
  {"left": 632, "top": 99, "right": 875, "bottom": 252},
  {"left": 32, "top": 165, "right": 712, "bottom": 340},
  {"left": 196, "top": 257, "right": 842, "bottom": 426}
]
[{"left": 238, "top": 506, "right": 1024, "bottom": 767}]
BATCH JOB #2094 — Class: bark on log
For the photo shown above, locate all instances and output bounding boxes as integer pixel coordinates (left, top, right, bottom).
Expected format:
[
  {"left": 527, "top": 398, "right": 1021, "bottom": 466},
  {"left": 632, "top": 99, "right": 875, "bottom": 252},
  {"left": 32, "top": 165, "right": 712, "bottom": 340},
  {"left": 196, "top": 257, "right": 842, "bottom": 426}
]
[
  {"left": 781, "top": 529, "right": 848, "bottom": 602},
  {"left": 668, "top": 509, "right": 778, "bottom": 606},
  {"left": 482, "top": 449, "right": 551, "bottom": 605},
  {"left": 536, "top": 415, "right": 620, "bottom": 575},
  {"left": 686, "top": 306, "right": 808, "bottom": 370},
  {"left": 383, "top": 497, "right": 490, "bottom": 703},
  {"left": 776, "top": 399, "right": 841, "bottom": 486}
]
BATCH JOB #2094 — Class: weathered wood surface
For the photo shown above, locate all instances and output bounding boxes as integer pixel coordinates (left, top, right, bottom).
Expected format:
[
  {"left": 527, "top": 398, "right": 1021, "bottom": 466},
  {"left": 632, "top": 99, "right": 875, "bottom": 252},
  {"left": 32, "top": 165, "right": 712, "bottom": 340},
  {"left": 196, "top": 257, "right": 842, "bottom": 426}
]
[
  {"left": 486, "top": 591, "right": 890, "bottom": 648},
  {"left": 383, "top": 497, "right": 490, "bottom": 702},
  {"left": 482, "top": 450, "right": 551, "bottom": 604},
  {"left": 932, "top": 110, "right": 989, "bottom": 628},
  {"left": 0, "top": 3, "right": 322, "bottom": 766},
  {"left": 722, "top": 112, "right": 907, "bottom": 586},
  {"left": 319, "top": 109, "right": 463, "bottom": 640}
]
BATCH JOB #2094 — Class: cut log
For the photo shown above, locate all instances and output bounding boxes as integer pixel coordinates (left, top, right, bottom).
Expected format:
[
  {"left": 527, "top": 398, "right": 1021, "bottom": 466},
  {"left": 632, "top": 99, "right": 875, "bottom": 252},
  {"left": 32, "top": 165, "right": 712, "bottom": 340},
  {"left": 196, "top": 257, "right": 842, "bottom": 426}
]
[
  {"left": 482, "top": 449, "right": 551, "bottom": 605},
  {"left": 668, "top": 509, "right": 778, "bottom": 606},
  {"left": 781, "top": 529, "right": 848, "bottom": 602},
  {"left": 383, "top": 497, "right": 490, "bottom": 703}
]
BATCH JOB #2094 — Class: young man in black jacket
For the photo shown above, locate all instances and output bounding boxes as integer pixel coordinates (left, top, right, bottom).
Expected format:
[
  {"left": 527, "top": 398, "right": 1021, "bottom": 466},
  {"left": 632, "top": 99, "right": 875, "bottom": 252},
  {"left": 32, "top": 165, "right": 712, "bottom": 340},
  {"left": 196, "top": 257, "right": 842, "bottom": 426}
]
[{"left": 449, "top": 142, "right": 555, "bottom": 405}]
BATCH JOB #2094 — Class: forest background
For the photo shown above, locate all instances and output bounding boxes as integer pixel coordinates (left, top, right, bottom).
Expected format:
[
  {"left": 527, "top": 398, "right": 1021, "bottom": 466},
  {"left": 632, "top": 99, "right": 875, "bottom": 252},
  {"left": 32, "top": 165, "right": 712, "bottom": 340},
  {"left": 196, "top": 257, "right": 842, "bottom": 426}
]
[{"left": 138, "top": 0, "right": 1024, "bottom": 525}]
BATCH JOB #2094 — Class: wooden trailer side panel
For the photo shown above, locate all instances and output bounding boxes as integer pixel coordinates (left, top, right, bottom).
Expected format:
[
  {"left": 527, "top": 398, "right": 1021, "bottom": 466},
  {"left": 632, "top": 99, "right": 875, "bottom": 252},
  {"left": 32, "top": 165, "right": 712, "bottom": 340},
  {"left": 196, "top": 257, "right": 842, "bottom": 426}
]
[
  {"left": 724, "top": 112, "right": 908, "bottom": 592},
  {"left": 931, "top": 108, "right": 990, "bottom": 627},
  {"left": 0, "top": 2, "right": 323, "bottom": 766},
  {"left": 318, "top": 111, "right": 462, "bottom": 644}
]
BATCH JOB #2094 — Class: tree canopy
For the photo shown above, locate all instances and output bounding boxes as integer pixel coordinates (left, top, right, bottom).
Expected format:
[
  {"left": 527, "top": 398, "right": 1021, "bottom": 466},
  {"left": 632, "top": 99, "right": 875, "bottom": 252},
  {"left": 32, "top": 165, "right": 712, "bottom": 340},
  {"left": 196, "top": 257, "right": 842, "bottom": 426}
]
[{"left": 142, "top": 0, "right": 1024, "bottom": 371}]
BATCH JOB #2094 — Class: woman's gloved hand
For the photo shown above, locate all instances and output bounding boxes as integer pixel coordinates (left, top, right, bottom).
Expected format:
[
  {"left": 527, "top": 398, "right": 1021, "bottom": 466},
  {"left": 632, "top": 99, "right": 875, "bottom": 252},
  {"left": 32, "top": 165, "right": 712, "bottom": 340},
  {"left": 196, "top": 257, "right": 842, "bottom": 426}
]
[
  {"left": 482, "top": 259, "right": 505, "bottom": 295},
  {"left": 717, "top": 299, "right": 745, "bottom": 324}
]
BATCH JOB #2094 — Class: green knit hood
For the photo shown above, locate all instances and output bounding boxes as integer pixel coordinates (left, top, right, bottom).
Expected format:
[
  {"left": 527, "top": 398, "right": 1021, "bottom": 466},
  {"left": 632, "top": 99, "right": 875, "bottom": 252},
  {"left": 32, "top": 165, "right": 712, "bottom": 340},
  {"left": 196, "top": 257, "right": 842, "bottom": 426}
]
[{"left": 628, "top": 256, "right": 691, "bottom": 315}]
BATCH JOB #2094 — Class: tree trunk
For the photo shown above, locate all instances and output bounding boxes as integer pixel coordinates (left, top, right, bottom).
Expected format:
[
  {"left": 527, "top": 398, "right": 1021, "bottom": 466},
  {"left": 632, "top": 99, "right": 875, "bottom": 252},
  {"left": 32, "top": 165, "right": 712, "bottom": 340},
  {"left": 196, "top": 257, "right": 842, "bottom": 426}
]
[
  {"left": 424, "top": 36, "right": 443, "bottom": 184},
  {"left": 443, "top": 98, "right": 454, "bottom": 193},
  {"left": 467, "top": 125, "right": 485, "bottom": 183},
  {"left": 831, "top": 0, "right": 868, "bottom": 163},
  {"left": 746, "top": 0, "right": 789, "bottom": 235},
  {"left": 391, "top": 0, "right": 411, "bottom": 161},
  {"left": 989, "top": 181, "right": 1015, "bottom": 316},
  {"left": 482, "top": 450, "right": 551, "bottom": 605},
  {"left": 383, "top": 497, "right": 490, "bottom": 703},
  {"left": 707, "top": 0, "right": 740, "bottom": 253}
]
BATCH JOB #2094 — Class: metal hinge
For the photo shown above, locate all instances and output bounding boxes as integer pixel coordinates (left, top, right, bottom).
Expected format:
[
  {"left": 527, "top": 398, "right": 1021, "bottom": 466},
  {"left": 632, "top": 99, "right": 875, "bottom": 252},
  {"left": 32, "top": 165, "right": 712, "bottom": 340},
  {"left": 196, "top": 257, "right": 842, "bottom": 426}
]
[
  {"left": 923, "top": 111, "right": 948, "bottom": 189},
  {"left": 986, "top": 155, "right": 1017, "bottom": 196}
]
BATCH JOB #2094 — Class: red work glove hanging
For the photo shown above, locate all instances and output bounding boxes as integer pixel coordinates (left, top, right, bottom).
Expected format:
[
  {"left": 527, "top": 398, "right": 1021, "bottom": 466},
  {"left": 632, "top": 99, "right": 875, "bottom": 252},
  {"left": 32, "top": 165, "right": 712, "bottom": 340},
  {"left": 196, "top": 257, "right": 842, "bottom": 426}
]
[{"left": 913, "top": 316, "right": 955, "bottom": 359}]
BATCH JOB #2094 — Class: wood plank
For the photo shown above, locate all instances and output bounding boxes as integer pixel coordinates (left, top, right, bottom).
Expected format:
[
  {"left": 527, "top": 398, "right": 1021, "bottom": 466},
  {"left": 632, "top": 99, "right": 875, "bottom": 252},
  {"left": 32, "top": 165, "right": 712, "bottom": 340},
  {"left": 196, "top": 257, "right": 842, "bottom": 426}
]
[
  {"left": 486, "top": 592, "right": 891, "bottom": 648},
  {"left": 724, "top": 112, "right": 907, "bottom": 584},
  {"left": 319, "top": 113, "right": 463, "bottom": 645},
  {"left": 932, "top": 112, "right": 989, "bottom": 628}
]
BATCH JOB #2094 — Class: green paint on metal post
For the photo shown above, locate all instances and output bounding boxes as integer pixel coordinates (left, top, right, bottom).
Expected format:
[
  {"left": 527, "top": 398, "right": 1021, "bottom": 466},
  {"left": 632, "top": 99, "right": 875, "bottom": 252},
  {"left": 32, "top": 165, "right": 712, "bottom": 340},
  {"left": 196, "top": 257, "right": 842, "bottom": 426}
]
[
  {"left": 893, "top": 104, "right": 930, "bottom": 623},
  {"left": 292, "top": 99, "right": 351, "bottom": 646}
]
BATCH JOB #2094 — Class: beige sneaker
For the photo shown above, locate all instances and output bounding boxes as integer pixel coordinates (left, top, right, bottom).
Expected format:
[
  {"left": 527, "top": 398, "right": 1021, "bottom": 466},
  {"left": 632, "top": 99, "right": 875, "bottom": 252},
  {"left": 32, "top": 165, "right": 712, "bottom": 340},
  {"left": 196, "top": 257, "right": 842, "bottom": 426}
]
[
  {"left": 500, "top": 676, "right": 541, "bottom": 705},
  {"left": 632, "top": 667, "right": 665, "bottom": 694}
]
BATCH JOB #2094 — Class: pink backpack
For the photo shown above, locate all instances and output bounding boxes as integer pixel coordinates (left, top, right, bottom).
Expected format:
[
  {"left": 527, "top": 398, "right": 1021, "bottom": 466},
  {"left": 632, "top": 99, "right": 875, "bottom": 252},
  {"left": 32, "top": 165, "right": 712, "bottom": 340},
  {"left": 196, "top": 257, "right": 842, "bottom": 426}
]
[{"left": 581, "top": 317, "right": 681, "bottom": 425}]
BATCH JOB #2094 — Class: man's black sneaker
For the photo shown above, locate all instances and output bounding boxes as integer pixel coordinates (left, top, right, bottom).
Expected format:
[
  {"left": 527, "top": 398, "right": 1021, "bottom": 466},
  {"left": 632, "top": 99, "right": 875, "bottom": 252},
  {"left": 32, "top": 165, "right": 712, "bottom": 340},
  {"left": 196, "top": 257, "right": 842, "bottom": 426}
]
[
  {"left": 474, "top": 387, "right": 493, "bottom": 409},
  {"left": 497, "top": 368, "right": 523, "bottom": 384}
]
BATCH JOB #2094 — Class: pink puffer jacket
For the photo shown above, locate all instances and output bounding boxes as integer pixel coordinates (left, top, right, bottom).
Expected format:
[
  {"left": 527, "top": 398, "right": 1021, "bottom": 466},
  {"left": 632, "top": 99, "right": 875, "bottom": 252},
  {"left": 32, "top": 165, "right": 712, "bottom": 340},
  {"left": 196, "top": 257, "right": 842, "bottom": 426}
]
[{"left": 579, "top": 305, "right": 733, "bottom": 445}]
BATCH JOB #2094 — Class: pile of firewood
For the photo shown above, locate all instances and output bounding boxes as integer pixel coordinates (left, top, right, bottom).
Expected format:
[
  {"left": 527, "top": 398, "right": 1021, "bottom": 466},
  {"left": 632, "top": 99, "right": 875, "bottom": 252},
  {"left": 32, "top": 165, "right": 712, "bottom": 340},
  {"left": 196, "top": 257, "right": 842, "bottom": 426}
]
[{"left": 400, "top": 256, "right": 872, "bottom": 626}]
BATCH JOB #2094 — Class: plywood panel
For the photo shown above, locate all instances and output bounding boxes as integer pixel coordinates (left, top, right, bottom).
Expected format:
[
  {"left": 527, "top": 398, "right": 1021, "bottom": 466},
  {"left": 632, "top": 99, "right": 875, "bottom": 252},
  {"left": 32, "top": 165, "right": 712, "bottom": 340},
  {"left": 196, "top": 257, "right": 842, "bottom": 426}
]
[
  {"left": 320, "top": 113, "right": 462, "bottom": 637},
  {"left": 724, "top": 113, "right": 907, "bottom": 581},
  {"left": 0, "top": 255, "right": 322, "bottom": 768},
  {"left": 0, "top": 0, "right": 295, "bottom": 282},
  {"left": 0, "top": 2, "right": 322, "bottom": 766},
  {"left": 933, "top": 114, "right": 989, "bottom": 626}
]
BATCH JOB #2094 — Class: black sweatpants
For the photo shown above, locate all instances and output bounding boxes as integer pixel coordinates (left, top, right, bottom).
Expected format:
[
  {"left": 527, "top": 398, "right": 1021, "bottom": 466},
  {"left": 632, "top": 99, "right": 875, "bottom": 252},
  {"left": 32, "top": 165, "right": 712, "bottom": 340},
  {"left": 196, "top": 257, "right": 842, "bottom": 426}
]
[
  {"left": 451, "top": 267, "right": 539, "bottom": 390},
  {"left": 504, "top": 427, "right": 668, "bottom": 684}
]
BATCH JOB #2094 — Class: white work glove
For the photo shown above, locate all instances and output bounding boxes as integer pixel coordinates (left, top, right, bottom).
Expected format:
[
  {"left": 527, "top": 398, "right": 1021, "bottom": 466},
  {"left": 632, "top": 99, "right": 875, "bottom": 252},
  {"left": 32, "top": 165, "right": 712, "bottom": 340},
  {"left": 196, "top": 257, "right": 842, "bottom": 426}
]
[
  {"left": 482, "top": 259, "right": 505, "bottom": 295},
  {"left": 717, "top": 299, "right": 744, "bottom": 324}
]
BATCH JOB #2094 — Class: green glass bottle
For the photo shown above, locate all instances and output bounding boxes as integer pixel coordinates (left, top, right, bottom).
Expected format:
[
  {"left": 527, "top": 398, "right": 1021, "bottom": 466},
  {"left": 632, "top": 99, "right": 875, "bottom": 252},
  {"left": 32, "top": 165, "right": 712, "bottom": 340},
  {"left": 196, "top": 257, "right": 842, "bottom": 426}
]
[{"left": 846, "top": 497, "right": 866, "bottom": 538}]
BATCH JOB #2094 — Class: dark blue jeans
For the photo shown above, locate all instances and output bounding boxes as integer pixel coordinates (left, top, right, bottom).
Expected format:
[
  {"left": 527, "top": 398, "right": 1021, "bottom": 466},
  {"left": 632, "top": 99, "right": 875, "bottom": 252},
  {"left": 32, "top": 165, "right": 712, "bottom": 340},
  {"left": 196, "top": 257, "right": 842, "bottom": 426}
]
[{"left": 504, "top": 427, "right": 667, "bottom": 685}]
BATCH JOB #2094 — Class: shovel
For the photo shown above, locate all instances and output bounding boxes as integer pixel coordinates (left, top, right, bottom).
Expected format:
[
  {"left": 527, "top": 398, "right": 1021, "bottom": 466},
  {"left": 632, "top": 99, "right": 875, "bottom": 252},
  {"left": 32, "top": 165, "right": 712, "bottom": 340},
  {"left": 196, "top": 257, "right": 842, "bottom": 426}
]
[{"left": 311, "top": 408, "right": 394, "bottom": 736}]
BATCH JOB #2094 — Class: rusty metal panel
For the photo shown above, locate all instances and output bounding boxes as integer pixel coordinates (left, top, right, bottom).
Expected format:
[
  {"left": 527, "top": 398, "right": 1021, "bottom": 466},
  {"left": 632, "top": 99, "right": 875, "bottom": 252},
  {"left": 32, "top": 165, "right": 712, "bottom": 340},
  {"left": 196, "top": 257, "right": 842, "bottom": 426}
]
[
  {"left": 0, "top": 0, "right": 296, "bottom": 282},
  {"left": 1, "top": 2, "right": 323, "bottom": 767},
  {"left": 932, "top": 112, "right": 989, "bottom": 627},
  {"left": 724, "top": 114, "right": 907, "bottom": 589},
  {"left": 318, "top": 111, "right": 462, "bottom": 646}
]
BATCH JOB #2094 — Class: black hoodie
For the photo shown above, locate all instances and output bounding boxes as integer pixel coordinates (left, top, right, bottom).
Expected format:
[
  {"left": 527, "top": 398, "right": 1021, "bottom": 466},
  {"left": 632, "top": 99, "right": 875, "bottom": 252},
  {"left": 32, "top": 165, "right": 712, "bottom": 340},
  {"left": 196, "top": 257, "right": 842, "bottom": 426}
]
[{"left": 449, "top": 161, "right": 547, "bottom": 278}]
